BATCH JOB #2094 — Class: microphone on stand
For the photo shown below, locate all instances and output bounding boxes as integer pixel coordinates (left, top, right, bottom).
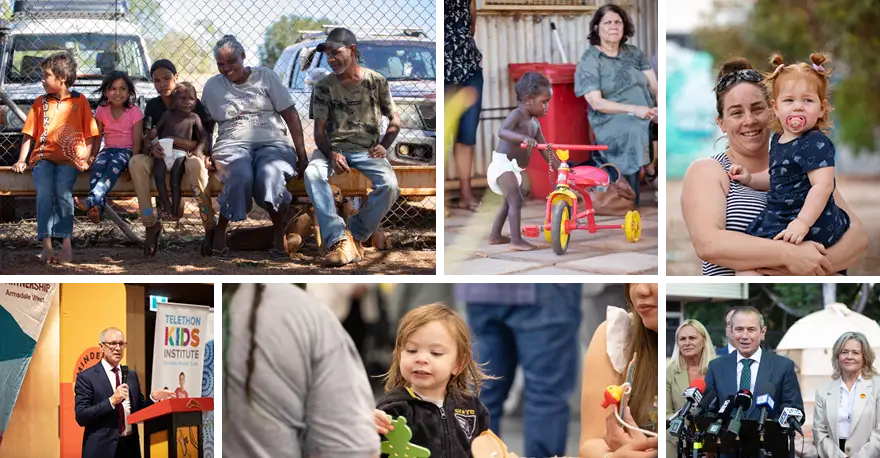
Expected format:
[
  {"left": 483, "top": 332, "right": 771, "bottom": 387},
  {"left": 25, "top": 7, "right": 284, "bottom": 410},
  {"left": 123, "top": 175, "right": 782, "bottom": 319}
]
[
  {"left": 720, "top": 389, "right": 753, "bottom": 450},
  {"left": 778, "top": 406, "right": 805, "bottom": 436},
  {"left": 755, "top": 392, "right": 775, "bottom": 433},
  {"left": 706, "top": 394, "right": 735, "bottom": 437},
  {"left": 668, "top": 378, "right": 706, "bottom": 437},
  {"left": 754, "top": 387, "right": 776, "bottom": 458}
]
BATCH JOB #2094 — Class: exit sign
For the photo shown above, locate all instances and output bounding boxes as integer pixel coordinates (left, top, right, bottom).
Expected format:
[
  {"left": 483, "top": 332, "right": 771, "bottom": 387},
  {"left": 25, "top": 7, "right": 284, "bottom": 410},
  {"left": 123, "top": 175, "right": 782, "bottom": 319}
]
[{"left": 149, "top": 295, "right": 168, "bottom": 312}]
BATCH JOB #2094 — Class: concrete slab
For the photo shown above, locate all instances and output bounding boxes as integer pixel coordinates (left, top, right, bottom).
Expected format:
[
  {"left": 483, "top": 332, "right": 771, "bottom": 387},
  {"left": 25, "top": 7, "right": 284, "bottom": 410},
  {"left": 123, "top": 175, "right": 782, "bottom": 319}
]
[
  {"left": 444, "top": 258, "right": 543, "bottom": 275},
  {"left": 558, "top": 252, "right": 658, "bottom": 274}
]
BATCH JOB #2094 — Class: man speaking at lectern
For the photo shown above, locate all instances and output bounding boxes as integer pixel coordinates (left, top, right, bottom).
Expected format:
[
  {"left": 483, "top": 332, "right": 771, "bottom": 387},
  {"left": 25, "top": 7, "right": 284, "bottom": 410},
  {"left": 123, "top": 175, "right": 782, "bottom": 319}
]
[{"left": 74, "top": 327, "right": 176, "bottom": 458}]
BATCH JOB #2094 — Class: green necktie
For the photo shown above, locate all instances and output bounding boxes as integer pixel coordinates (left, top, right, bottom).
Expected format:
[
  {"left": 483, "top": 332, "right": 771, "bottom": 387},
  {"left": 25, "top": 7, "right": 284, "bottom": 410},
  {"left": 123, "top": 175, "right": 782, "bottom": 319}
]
[{"left": 740, "top": 359, "right": 754, "bottom": 391}]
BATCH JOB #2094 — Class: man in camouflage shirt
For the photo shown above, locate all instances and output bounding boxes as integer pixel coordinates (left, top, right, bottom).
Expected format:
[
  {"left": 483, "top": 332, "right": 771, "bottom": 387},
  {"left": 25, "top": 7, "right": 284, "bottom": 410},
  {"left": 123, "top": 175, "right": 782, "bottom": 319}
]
[{"left": 304, "top": 28, "right": 401, "bottom": 267}]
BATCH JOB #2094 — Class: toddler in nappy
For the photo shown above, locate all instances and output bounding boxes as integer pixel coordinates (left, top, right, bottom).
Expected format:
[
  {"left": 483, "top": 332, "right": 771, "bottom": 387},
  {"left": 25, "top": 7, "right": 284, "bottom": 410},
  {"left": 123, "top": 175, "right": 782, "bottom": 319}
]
[
  {"left": 488, "top": 71, "right": 556, "bottom": 251},
  {"left": 145, "top": 81, "right": 208, "bottom": 220}
]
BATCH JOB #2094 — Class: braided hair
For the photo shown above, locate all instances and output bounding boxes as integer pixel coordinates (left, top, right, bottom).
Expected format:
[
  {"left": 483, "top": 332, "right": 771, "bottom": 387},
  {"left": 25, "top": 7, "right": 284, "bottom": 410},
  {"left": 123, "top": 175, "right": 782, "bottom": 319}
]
[{"left": 224, "top": 284, "right": 307, "bottom": 403}]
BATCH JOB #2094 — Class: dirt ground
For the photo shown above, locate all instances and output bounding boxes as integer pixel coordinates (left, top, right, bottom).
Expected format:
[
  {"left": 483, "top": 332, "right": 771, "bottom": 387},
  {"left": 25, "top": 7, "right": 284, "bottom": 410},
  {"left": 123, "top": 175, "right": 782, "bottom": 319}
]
[
  {"left": 667, "top": 176, "right": 880, "bottom": 275},
  {"left": 0, "top": 196, "right": 436, "bottom": 274},
  {"left": 0, "top": 231, "right": 436, "bottom": 275}
]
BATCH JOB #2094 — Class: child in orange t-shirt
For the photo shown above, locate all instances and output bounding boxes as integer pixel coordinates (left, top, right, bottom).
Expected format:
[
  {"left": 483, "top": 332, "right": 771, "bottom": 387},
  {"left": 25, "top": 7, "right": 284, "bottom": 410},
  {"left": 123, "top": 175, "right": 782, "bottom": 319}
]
[{"left": 11, "top": 51, "right": 100, "bottom": 263}]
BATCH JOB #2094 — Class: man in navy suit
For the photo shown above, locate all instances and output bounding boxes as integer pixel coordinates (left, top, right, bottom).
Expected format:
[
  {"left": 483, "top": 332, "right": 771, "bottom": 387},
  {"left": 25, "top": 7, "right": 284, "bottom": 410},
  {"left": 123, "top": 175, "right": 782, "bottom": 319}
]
[
  {"left": 74, "top": 327, "right": 175, "bottom": 458},
  {"left": 715, "top": 307, "right": 738, "bottom": 357},
  {"left": 705, "top": 306, "right": 804, "bottom": 421}
]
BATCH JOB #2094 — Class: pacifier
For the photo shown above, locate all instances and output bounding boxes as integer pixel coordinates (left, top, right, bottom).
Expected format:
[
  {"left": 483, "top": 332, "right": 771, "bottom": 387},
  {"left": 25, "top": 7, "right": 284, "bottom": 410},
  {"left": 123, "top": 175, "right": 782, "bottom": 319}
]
[{"left": 786, "top": 115, "right": 806, "bottom": 129}]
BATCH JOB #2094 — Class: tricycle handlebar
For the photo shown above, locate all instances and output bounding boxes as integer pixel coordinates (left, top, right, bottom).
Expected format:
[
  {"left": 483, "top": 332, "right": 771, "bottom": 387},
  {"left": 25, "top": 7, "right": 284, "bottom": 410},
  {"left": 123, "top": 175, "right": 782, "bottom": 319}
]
[{"left": 521, "top": 143, "right": 609, "bottom": 151}]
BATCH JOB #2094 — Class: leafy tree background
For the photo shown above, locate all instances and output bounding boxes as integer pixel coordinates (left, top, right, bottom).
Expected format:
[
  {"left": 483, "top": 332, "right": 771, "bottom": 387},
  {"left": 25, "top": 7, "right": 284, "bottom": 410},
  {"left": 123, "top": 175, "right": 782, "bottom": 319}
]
[
  {"left": 130, "top": 0, "right": 164, "bottom": 41},
  {"left": 693, "top": 0, "right": 880, "bottom": 153},
  {"left": 259, "top": 14, "right": 332, "bottom": 68},
  {"left": 151, "top": 30, "right": 215, "bottom": 74},
  {"left": 681, "top": 284, "right": 880, "bottom": 351}
]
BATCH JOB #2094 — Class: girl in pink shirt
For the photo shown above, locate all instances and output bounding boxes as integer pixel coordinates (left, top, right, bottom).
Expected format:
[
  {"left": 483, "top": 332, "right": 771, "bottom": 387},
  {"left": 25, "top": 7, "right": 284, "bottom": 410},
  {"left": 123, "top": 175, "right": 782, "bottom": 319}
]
[{"left": 77, "top": 71, "right": 143, "bottom": 222}]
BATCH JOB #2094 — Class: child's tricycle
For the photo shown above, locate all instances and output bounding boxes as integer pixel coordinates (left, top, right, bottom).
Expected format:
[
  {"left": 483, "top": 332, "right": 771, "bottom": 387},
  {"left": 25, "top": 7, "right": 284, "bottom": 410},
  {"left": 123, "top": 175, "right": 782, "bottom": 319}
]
[{"left": 521, "top": 143, "right": 641, "bottom": 255}]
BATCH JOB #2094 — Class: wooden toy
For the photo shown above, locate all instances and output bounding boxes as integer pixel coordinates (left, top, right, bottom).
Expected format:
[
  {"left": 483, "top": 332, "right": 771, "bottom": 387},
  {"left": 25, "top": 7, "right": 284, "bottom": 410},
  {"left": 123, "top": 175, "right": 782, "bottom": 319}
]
[{"left": 381, "top": 416, "right": 431, "bottom": 458}]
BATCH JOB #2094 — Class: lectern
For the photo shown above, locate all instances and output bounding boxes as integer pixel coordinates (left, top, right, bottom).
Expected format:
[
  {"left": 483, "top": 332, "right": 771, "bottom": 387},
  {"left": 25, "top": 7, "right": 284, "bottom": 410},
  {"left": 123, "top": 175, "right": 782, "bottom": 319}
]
[{"left": 128, "top": 397, "right": 214, "bottom": 458}]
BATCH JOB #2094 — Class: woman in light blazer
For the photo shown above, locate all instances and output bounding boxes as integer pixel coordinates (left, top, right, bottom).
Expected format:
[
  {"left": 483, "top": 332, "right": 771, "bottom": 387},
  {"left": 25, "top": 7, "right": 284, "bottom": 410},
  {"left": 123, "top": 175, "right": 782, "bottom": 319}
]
[
  {"left": 813, "top": 331, "right": 880, "bottom": 458},
  {"left": 666, "top": 319, "right": 715, "bottom": 458}
]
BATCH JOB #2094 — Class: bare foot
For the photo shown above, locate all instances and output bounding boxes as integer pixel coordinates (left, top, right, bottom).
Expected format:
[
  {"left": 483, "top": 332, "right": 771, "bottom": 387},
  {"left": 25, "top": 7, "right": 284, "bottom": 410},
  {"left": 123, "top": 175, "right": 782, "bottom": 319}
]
[
  {"left": 488, "top": 235, "right": 511, "bottom": 245},
  {"left": 510, "top": 239, "right": 537, "bottom": 251},
  {"left": 56, "top": 246, "right": 73, "bottom": 263},
  {"left": 86, "top": 205, "right": 101, "bottom": 224},
  {"left": 455, "top": 198, "right": 481, "bottom": 212},
  {"left": 40, "top": 246, "right": 55, "bottom": 264},
  {"left": 144, "top": 221, "right": 163, "bottom": 257}
]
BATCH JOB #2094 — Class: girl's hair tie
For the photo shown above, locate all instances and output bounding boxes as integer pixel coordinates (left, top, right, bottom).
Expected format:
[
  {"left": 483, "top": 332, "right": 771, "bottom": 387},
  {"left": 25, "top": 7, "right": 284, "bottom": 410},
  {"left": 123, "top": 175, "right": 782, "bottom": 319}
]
[{"left": 812, "top": 63, "right": 825, "bottom": 72}]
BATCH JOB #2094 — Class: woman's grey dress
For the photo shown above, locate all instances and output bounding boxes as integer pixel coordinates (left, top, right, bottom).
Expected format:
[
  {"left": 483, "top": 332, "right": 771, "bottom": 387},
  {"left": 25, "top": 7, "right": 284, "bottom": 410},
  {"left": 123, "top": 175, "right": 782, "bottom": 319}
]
[{"left": 574, "top": 44, "right": 655, "bottom": 175}]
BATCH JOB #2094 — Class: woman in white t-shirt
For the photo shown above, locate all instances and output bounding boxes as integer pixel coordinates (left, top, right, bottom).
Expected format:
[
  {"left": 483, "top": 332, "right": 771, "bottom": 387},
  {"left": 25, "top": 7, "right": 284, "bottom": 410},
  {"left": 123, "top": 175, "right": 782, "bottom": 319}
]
[
  {"left": 201, "top": 35, "right": 308, "bottom": 260},
  {"left": 580, "top": 283, "right": 659, "bottom": 458}
]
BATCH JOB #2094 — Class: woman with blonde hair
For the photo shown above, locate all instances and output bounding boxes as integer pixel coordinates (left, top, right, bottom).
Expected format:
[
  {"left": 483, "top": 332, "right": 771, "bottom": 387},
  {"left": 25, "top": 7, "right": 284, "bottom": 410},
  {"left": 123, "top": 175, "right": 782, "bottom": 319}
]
[
  {"left": 813, "top": 331, "right": 880, "bottom": 458},
  {"left": 579, "top": 283, "right": 659, "bottom": 458},
  {"left": 665, "top": 319, "right": 715, "bottom": 458}
]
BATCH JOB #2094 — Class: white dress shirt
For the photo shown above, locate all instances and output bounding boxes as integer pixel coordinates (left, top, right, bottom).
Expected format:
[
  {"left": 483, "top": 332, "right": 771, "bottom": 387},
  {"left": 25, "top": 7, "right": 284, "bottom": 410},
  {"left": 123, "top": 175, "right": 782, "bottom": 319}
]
[
  {"left": 736, "top": 347, "right": 763, "bottom": 393},
  {"left": 838, "top": 374, "right": 863, "bottom": 440},
  {"left": 101, "top": 358, "right": 132, "bottom": 436},
  {"left": 727, "top": 343, "right": 736, "bottom": 355}
]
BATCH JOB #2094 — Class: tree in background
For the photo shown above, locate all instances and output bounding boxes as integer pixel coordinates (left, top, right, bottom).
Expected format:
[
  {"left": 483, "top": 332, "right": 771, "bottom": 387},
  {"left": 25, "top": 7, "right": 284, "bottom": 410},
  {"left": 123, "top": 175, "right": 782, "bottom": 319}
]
[
  {"left": 151, "top": 30, "right": 214, "bottom": 75},
  {"left": 0, "top": 1, "right": 11, "bottom": 21},
  {"left": 130, "top": 0, "right": 164, "bottom": 42},
  {"left": 684, "top": 284, "right": 880, "bottom": 349},
  {"left": 193, "top": 19, "right": 223, "bottom": 51},
  {"left": 259, "top": 14, "right": 332, "bottom": 68},
  {"left": 694, "top": 0, "right": 880, "bottom": 154}
]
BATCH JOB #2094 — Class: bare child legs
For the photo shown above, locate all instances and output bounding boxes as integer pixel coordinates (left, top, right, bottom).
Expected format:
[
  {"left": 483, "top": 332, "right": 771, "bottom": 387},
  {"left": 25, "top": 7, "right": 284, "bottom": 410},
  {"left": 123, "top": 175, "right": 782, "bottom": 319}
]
[
  {"left": 489, "top": 171, "right": 535, "bottom": 251},
  {"left": 153, "top": 158, "right": 172, "bottom": 218},
  {"left": 170, "top": 156, "right": 186, "bottom": 219},
  {"left": 489, "top": 199, "right": 511, "bottom": 245}
]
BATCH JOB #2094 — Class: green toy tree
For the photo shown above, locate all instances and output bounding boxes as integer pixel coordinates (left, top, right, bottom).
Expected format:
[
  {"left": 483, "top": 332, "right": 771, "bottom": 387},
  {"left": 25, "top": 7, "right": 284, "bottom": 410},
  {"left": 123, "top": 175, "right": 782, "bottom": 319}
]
[{"left": 380, "top": 416, "right": 431, "bottom": 458}]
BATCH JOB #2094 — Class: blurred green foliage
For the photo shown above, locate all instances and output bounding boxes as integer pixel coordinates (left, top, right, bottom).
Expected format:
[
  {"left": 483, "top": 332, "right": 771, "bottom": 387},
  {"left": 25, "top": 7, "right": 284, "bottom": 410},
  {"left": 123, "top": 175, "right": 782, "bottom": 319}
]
[
  {"left": 682, "top": 284, "right": 880, "bottom": 349},
  {"left": 694, "top": 0, "right": 880, "bottom": 153}
]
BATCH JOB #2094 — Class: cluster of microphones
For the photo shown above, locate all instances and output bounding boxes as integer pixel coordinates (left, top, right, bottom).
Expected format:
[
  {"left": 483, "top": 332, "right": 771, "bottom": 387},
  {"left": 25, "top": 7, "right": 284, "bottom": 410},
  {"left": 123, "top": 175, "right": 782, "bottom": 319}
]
[{"left": 667, "top": 379, "right": 805, "bottom": 457}]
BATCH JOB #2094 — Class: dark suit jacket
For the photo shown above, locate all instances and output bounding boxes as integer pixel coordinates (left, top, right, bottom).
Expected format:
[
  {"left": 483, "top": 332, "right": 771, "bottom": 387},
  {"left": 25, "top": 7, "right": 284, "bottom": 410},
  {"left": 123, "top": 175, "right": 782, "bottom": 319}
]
[
  {"left": 704, "top": 348, "right": 803, "bottom": 420},
  {"left": 74, "top": 362, "right": 152, "bottom": 458}
]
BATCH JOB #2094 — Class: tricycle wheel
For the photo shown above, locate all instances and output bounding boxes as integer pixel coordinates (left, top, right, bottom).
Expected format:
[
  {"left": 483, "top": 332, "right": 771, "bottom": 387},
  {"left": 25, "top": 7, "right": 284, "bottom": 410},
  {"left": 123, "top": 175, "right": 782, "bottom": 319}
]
[
  {"left": 625, "top": 210, "right": 641, "bottom": 242},
  {"left": 551, "top": 200, "right": 572, "bottom": 255}
]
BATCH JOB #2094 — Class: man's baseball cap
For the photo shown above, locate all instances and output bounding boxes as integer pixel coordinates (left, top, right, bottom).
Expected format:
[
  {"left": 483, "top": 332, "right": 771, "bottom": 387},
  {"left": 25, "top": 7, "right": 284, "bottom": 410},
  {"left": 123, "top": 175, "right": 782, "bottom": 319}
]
[{"left": 316, "top": 28, "right": 358, "bottom": 53}]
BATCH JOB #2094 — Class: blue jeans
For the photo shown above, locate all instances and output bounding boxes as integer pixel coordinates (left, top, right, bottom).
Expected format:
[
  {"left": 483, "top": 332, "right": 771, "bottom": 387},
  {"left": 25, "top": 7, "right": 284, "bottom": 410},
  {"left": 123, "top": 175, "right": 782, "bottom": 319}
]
[
  {"left": 213, "top": 144, "right": 298, "bottom": 221},
  {"left": 466, "top": 286, "right": 582, "bottom": 458},
  {"left": 450, "top": 69, "right": 483, "bottom": 146},
  {"left": 87, "top": 147, "right": 131, "bottom": 211},
  {"left": 33, "top": 160, "right": 78, "bottom": 240},
  {"left": 304, "top": 150, "right": 400, "bottom": 246}
]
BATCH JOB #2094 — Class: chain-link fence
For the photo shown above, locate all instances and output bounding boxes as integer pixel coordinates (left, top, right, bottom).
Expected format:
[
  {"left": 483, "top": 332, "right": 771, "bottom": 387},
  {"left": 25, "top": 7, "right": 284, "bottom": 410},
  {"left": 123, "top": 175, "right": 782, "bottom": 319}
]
[{"left": 0, "top": 0, "right": 436, "bottom": 251}]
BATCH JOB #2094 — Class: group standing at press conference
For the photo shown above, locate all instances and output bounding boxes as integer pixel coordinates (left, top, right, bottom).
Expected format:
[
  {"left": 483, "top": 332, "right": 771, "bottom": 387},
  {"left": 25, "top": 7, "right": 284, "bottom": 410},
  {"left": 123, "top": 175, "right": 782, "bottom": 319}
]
[{"left": 668, "top": 306, "right": 880, "bottom": 458}]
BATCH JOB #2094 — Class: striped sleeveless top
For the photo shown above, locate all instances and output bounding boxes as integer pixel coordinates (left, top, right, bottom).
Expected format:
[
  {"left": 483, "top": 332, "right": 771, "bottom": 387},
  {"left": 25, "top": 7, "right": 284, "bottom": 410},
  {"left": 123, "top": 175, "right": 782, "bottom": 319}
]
[{"left": 702, "top": 152, "right": 768, "bottom": 276}]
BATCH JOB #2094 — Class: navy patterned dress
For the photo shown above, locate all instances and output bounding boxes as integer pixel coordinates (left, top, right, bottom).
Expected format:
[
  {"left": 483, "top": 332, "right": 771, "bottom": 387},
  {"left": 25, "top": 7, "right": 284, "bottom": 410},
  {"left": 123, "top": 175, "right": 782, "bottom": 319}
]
[{"left": 746, "top": 129, "right": 850, "bottom": 246}]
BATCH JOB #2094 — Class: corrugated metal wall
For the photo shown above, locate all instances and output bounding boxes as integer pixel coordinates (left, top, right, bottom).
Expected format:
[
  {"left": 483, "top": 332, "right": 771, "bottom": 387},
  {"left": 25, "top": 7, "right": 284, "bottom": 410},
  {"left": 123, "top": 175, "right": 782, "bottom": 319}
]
[{"left": 446, "top": 0, "right": 658, "bottom": 181}]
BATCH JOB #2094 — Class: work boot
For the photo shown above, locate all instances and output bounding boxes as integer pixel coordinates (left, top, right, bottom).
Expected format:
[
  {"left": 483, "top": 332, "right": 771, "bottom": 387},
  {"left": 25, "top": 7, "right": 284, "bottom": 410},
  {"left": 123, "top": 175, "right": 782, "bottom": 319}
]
[{"left": 325, "top": 230, "right": 361, "bottom": 266}]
